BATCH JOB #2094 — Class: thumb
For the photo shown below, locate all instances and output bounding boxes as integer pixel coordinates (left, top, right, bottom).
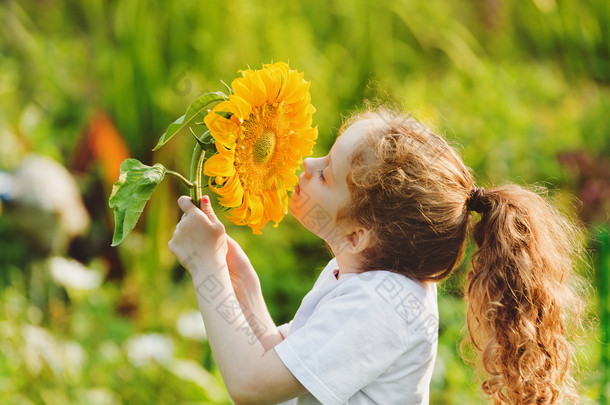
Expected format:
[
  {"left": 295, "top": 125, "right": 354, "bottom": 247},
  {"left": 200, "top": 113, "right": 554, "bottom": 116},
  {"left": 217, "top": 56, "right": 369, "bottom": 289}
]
[
  {"left": 177, "top": 195, "right": 198, "bottom": 214},
  {"left": 199, "top": 195, "right": 220, "bottom": 223}
]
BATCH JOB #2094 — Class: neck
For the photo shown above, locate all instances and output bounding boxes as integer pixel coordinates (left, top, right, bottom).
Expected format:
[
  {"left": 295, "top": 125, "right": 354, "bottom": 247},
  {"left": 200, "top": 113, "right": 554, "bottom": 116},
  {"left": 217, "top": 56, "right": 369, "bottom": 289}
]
[{"left": 333, "top": 250, "right": 364, "bottom": 279}]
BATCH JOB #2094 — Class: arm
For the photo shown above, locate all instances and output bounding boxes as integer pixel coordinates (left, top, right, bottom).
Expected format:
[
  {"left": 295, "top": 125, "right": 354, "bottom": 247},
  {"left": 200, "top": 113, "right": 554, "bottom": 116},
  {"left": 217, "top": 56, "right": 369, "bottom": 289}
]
[
  {"left": 225, "top": 235, "right": 284, "bottom": 352},
  {"left": 169, "top": 196, "right": 307, "bottom": 404}
]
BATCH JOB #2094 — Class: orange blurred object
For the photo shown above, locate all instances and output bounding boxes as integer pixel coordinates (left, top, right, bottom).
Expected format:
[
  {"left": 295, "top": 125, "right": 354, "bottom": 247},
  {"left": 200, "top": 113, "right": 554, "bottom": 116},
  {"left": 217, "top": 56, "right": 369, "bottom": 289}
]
[{"left": 73, "top": 112, "right": 130, "bottom": 188}]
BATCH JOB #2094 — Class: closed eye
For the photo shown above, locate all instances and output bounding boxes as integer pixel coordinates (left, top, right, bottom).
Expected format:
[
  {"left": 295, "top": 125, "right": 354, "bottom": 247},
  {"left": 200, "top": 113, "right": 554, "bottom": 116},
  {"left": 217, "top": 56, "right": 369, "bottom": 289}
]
[{"left": 318, "top": 169, "right": 325, "bottom": 182}]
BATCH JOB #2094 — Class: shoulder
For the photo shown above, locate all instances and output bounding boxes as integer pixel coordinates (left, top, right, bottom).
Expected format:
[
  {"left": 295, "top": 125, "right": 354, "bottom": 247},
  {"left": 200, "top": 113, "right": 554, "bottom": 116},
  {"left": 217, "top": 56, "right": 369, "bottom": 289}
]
[
  {"left": 334, "top": 270, "right": 436, "bottom": 306},
  {"left": 331, "top": 271, "right": 439, "bottom": 345}
]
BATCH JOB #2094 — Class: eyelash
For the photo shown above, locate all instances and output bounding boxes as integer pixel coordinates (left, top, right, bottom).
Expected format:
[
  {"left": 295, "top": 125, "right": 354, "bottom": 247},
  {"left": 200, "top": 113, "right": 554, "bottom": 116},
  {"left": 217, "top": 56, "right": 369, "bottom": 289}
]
[{"left": 318, "top": 169, "right": 325, "bottom": 182}]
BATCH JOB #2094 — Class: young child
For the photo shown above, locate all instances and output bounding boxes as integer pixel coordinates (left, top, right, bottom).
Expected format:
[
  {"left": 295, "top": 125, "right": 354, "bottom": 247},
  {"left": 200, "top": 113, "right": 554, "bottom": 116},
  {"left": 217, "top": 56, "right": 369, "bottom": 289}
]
[{"left": 169, "top": 108, "right": 584, "bottom": 404}]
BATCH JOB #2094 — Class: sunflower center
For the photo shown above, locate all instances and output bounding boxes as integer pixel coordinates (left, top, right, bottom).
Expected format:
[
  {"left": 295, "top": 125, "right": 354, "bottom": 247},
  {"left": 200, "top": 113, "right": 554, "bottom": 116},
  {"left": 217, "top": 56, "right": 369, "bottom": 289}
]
[
  {"left": 234, "top": 103, "right": 291, "bottom": 195},
  {"left": 253, "top": 130, "right": 276, "bottom": 164}
]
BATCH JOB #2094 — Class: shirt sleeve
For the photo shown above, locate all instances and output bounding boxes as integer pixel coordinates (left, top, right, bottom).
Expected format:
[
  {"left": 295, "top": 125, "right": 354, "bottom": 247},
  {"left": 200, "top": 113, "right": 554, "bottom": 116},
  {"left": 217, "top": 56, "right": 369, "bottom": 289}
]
[{"left": 273, "top": 281, "right": 408, "bottom": 405}]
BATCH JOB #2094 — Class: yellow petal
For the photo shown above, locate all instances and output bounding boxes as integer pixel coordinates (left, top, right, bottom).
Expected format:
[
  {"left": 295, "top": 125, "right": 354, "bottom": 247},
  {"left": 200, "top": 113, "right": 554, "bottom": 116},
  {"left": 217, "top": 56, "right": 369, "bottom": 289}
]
[
  {"left": 232, "top": 77, "right": 256, "bottom": 106},
  {"left": 203, "top": 150, "right": 236, "bottom": 177},
  {"left": 292, "top": 128, "right": 318, "bottom": 154},
  {"left": 249, "top": 224, "right": 263, "bottom": 235},
  {"left": 245, "top": 72, "right": 267, "bottom": 106},
  {"left": 227, "top": 95, "right": 252, "bottom": 120},
  {"left": 246, "top": 193, "right": 264, "bottom": 225},
  {"left": 215, "top": 174, "right": 244, "bottom": 208},
  {"left": 264, "top": 187, "right": 285, "bottom": 224},
  {"left": 278, "top": 71, "right": 307, "bottom": 105},
  {"left": 260, "top": 68, "right": 282, "bottom": 104},
  {"left": 210, "top": 98, "right": 249, "bottom": 122},
  {"left": 204, "top": 111, "right": 238, "bottom": 148},
  {"left": 288, "top": 98, "right": 313, "bottom": 122},
  {"left": 289, "top": 109, "right": 314, "bottom": 131},
  {"left": 284, "top": 79, "right": 309, "bottom": 105},
  {"left": 279, "top": 171, "right": 299, "bottom": 189},
  {"left": 225, "top": 196, "right": 249, "bottom": 225},
  {"left": 266, "top": 62, "right": 290, "bottom": 75}
]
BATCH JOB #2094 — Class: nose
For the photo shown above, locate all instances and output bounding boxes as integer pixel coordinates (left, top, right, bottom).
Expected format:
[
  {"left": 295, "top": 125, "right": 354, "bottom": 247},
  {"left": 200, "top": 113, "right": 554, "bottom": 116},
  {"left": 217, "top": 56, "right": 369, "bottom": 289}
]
[
  {"left": 302, "top": 157, "right": 320, "bottom": 179},
  {"left": 302, "top": 157, "right": 312, "bottom": 179}
]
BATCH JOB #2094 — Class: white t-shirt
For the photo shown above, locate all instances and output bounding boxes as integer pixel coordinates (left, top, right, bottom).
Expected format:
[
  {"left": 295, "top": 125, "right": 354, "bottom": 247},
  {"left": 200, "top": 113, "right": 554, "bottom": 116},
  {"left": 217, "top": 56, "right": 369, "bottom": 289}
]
[{"left": 274, "top": 258, "right": 438, "bottom": 405}]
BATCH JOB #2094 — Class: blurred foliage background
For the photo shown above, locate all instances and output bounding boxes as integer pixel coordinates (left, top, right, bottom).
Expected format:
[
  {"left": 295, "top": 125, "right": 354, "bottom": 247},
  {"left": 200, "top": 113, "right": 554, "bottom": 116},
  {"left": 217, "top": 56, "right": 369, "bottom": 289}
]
[{"left": 0, "top": 0, "right": 608, "bottom": 403}]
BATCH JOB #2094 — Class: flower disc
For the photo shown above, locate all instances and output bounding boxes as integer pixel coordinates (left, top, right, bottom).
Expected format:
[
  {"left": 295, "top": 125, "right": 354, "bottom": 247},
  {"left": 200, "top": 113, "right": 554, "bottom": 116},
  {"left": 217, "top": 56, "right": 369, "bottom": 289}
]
[{"left": 203, "top": 62, "right": 317, "bottom": 234}]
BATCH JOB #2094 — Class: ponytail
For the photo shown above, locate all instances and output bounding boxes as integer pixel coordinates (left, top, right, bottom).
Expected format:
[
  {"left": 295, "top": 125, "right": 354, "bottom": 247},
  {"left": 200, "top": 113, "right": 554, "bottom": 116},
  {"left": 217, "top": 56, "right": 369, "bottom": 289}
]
[{"left": 464, "top": 184, "right": 585, "bottom": 404}]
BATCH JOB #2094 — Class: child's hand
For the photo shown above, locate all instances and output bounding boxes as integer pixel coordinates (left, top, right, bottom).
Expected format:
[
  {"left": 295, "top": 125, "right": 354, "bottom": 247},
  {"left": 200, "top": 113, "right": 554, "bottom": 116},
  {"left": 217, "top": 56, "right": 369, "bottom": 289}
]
[
  {"left": 169, "top": 195, "right": 228, "bottom": 276},
  {"left": 226, "top": 235, "right": 261, "bottom": 299}
]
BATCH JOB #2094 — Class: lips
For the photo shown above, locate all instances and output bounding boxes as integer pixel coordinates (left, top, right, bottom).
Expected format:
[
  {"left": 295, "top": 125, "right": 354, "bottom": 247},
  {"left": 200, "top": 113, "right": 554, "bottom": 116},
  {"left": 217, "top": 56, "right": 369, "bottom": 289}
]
[{"left": 295, "top": 173, "right": 304, "bottom": 196}]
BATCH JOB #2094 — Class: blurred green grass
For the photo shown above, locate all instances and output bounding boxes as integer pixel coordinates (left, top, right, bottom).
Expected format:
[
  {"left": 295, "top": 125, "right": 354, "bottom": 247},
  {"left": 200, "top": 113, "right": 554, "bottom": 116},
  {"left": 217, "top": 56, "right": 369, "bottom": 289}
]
[{"left": 0, "top": 0, "right": 608, "bottom": 403}]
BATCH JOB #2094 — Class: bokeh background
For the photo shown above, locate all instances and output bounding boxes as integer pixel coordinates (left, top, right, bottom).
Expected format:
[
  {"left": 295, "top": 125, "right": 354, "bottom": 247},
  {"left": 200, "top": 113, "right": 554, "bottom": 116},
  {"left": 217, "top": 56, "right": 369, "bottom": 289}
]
[{"left": 1, "top": 0, "right": 609, "bottom": 404}]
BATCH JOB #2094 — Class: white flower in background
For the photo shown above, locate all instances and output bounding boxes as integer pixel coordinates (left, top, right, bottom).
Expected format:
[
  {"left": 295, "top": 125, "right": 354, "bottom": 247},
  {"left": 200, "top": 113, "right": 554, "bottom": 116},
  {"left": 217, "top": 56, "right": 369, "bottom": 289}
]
[
  {"left": 21, "top": 324, "right": 56, "bottom": 375},
  {"left": 98, "top": 341, "right": 122, "bottom": 364},
  {"left": 63, "top": 341, "right": 86, "bottom": 380},
  {"left": 13, "top": 154, "right": 90, "bottom": 238},
  {"left": 48, "top": 256, "right": 103, "bottom": 291},
  {"left": 124, "top": 333, "right": 174, "bottom": 367},
  {"left": 176, "top": 310, "right": 207, "bottom": 341},
  {"left": 84, "top": 387, "right": 122, "bottom": 405},
  {"left": 3, "top": 154, "right": 90, "bottom": 253},
  {"left": 21, "top": 324, "right": 86, "bottom": 379}
]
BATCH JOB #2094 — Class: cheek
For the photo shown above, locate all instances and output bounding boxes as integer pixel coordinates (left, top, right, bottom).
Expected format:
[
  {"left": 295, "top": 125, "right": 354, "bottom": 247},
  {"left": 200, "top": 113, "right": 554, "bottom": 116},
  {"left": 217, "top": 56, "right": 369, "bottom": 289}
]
[
  {"left": 290, "top": 191, "right": 346, "bottom": 243},
  {"left": 288, "top": 190, "right": 306, "bottom": 220},
  {"left": 288, "top": 183, "right": 318, "bottom": 221},
  {"left": 288, "top": 192, "right": 298, "bottom": 215}
]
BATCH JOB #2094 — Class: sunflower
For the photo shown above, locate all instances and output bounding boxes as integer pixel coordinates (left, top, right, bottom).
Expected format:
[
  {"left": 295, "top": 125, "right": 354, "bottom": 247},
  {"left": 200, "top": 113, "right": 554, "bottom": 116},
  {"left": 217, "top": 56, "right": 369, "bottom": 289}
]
[{"left": 203, "top": 63, "right": 317, "bottom": 234}]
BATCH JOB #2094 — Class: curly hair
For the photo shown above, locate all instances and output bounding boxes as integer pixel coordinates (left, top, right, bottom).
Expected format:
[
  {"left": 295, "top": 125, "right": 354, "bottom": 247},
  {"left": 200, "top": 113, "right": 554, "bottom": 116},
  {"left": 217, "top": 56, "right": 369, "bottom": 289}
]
[{"left": 335, "top": 108, "right": 586, "bottom": 404}]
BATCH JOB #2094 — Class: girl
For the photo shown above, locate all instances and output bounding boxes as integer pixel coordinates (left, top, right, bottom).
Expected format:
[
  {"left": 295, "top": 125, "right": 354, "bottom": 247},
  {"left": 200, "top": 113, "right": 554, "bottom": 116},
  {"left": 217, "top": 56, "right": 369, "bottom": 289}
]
[{"left": 169, "top": 108, "right": 585, "bottom": 404}]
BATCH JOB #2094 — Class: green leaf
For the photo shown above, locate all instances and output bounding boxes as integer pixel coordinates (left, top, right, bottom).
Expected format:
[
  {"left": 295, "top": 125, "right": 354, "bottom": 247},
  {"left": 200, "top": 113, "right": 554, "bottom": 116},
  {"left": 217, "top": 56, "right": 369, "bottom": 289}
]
[
  {"left": 109, "top": 159, "right": 167, "bottom": 246},
  {"left": 153, "top": 91, "right": 228, "bottom": 151}
]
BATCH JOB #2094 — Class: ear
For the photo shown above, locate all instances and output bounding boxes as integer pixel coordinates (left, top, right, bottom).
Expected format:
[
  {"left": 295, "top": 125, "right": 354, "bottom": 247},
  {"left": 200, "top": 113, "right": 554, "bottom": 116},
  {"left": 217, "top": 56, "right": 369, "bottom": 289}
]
[{"left": 345, "top": 227, "right": 372, "bottom": 254}]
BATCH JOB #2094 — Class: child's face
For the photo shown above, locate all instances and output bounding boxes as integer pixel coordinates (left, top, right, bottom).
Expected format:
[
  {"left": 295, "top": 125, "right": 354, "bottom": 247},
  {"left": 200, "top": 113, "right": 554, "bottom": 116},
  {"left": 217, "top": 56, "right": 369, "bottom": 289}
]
[{"left": 289, "top": 119, "right": 374, "bottom": 248}]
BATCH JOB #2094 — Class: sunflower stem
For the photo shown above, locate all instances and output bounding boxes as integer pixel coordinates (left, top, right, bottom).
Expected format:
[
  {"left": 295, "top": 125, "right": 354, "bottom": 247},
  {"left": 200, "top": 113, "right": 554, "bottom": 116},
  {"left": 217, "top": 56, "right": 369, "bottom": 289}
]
[
  {"left": 195, "top": 147, "right": 206, "bottom": 205},
  {"left": 189, "top": 143, "right": 206, "bottom": 207},
  {"left": 166, "top": 170, "right": 194, "bottom": 189}
]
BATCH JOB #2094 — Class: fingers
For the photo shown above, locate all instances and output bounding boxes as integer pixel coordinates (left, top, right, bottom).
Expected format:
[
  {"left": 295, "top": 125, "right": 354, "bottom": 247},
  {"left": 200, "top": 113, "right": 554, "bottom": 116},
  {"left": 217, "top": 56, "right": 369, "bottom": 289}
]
[
  {"left": 177, "top": 195, "right": 198, "bottom": 214},
  {"left": 177, "top": 195, "right": 220, "bottom": 225},
  {"left": 225, "top": 234, "right": 251, "bottom": 269},
  {"left": 225, "top": 234, "right": 238, "bottom": 246},
  {"left": 226, "top": 235, "right": 246, "bottom": 260},
  {"left": 199, "top": 195, "right": 221, "bottom": 224},
  {"left": 225, "top": 235, "right": 241, "bottom": 259}
]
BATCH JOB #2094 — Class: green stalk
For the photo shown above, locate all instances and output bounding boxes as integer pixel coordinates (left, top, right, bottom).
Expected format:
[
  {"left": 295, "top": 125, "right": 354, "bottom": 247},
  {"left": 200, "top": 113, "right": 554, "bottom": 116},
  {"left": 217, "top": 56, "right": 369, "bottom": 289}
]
[
  {"left": 166, "top": 170, "right": 194, "bottom": 189},
  {"left": 189, "top": 142, "right": 206, "bottom": 207}
]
